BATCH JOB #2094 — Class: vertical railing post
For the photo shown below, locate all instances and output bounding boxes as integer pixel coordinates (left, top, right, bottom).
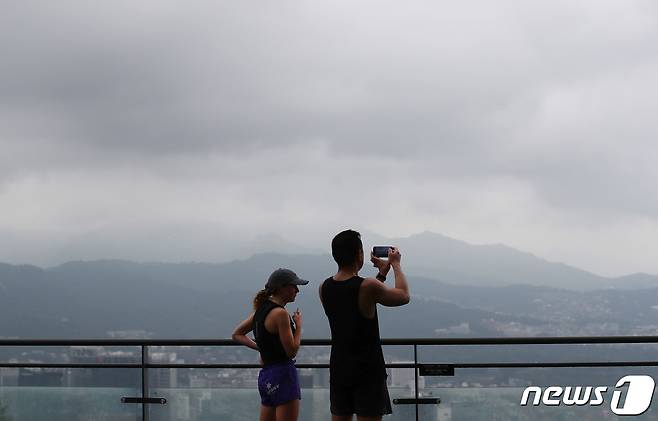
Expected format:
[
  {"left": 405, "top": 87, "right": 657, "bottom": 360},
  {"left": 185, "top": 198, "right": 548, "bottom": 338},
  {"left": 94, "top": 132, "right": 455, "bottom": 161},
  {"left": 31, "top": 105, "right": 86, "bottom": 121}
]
[
  {"left": 414, "top": 344, "right": 419, "bottom": 421},
  {"left": 142, "top": 345, "right": 149, "bottom": 421}
]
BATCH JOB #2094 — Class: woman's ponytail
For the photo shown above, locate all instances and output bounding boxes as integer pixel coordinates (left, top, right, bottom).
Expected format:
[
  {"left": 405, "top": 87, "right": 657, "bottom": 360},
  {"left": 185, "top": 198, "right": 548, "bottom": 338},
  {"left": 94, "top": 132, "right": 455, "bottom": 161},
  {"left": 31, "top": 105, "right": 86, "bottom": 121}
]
[{"left": 253, "top": 289, "right": 270, "bottom": 310}]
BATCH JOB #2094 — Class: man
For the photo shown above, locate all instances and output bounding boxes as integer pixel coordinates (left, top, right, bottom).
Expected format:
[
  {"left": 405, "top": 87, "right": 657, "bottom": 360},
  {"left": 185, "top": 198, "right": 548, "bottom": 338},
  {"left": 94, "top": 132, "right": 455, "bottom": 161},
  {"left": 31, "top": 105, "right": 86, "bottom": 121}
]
[{"left": 320, "top": 229, "right": 410, "bottom": 421}]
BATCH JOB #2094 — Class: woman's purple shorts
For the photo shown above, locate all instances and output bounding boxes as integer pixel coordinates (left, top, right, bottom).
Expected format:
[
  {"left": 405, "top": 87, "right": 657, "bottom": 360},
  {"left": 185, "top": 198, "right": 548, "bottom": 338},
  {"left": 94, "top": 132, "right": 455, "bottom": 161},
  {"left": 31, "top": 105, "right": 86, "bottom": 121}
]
[{"left": 258, "top": 359, "right": 301, "bottom": 407}]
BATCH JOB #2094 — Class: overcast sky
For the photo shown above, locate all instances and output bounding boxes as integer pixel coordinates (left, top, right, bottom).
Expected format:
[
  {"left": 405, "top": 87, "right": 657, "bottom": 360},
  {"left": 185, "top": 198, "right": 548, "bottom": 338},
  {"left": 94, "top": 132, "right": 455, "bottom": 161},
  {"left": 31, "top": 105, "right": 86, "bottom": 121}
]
[{"left": 1, "top": 1, "right": 657, "bottom": 276}]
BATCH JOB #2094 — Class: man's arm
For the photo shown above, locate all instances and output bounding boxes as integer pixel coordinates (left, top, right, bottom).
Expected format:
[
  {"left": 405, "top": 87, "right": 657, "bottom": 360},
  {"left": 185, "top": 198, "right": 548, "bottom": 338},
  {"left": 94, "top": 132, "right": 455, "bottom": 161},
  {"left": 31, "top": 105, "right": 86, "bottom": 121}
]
[
  {"left": 370, "top": 251, "right": 391, "bottom": 281},
  {"left": 369, "top": 247, "right": 410, "bottom": 307}
]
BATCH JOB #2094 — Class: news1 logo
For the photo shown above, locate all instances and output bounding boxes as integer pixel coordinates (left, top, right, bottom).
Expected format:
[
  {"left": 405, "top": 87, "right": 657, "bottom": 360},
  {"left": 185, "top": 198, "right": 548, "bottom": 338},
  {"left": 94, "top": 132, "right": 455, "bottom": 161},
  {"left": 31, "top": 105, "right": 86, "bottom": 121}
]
[{"left": 520, "top": 375, "right": 655, "bottom": 416}]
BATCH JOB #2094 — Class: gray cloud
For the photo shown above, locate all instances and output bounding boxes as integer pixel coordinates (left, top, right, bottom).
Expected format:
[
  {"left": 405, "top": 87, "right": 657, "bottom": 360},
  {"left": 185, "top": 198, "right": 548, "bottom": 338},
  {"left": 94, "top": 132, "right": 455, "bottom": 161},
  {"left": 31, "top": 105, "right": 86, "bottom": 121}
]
[{"left": 1, "top": 0, "right": 658, "bottom": 274}]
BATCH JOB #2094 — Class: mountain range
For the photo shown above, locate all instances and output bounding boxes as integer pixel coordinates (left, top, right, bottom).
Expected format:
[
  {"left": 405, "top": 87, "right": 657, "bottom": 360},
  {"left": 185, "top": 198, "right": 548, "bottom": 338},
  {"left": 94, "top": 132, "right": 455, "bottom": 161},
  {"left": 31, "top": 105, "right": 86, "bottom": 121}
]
[{"left": 2, "top": 231, "right": 658, "bottom": 339}]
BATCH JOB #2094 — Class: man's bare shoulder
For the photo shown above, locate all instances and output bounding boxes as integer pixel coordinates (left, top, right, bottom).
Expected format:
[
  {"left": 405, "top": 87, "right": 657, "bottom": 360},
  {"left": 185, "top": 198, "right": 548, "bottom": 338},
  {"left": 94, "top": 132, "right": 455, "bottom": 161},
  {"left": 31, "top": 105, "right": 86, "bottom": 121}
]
[{"left": 361, "top": 277, "right": 385, "bottom": 293}]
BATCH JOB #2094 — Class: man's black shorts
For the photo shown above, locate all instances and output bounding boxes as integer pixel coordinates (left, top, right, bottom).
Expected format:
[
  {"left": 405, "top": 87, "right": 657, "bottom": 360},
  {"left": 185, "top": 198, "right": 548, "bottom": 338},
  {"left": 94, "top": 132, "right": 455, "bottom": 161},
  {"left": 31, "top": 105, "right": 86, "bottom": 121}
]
[{"left": 330, "top": 379, "right": 392, "bottom": 417}]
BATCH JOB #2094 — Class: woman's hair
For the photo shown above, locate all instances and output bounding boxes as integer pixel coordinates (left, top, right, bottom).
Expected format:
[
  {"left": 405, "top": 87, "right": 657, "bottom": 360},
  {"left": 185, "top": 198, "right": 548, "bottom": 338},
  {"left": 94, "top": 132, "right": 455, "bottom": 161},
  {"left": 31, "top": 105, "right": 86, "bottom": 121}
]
[{"left": 253, "top": 288, "right": 271, "bottom": 310}]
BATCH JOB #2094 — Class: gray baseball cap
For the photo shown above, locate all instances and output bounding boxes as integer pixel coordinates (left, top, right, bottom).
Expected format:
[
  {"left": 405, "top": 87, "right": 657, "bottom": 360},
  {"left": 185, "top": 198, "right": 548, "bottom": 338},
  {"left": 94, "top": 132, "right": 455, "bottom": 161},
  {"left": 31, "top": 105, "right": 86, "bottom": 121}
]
[{"left": 265, "top": 268, "right": 308, "bottom": 291}]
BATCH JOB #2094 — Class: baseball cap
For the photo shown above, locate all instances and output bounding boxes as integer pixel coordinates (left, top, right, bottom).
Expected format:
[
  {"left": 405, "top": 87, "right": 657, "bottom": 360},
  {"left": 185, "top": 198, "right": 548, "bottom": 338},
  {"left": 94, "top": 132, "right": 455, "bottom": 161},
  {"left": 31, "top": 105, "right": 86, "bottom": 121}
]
[{"left": 265, "top": 268, "right": 308, "bottom": 291}]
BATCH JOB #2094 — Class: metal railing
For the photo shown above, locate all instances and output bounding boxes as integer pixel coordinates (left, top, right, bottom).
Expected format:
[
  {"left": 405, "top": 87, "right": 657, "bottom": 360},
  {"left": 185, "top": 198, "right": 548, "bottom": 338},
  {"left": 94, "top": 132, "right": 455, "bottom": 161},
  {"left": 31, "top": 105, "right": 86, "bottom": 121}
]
[{"left": 2, "top": 336, "right": 658, "bottom": 421}]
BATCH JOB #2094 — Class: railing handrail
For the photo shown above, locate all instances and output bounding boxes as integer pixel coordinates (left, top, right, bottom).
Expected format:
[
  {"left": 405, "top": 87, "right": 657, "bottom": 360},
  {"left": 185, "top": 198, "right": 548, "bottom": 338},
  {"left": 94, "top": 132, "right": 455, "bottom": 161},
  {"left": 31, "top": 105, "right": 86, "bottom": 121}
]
[
  {"left": 5, "top": 336, "right": 658, "bottom": 421},
  {"left": 2, "top": 335, "right": 658, "bottom": 346}
]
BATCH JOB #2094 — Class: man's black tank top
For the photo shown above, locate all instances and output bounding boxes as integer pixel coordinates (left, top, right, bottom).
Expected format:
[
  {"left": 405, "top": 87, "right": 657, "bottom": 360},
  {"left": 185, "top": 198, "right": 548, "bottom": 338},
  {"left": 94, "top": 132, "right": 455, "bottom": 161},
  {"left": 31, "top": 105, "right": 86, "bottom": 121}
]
[
  {"left": 253, "top": 300, "right": 295, "bottom": 366},
  {"left": 321, "top": 275, "right": 386, "bottom": 385}
]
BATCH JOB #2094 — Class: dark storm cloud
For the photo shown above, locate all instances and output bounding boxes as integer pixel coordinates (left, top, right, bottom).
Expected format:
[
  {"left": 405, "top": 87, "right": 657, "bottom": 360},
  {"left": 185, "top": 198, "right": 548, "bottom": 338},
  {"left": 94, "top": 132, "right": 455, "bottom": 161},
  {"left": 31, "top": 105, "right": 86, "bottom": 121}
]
[
  {"left": 1, "top": 0, "right": 658, "bottom": 272},
  {"left": 2, "top": 1, "right": 657, "bottom": 176},
  {"left": 1, "top": 1, "right": 522, "bottom": 164}
]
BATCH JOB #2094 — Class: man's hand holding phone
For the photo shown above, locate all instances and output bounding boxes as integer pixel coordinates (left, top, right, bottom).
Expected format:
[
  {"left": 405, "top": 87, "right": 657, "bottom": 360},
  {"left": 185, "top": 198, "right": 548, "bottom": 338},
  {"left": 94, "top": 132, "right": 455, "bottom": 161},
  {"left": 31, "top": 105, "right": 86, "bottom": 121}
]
[
  {"left": 371, "top": 246, "right": 393, "bottom": 282},
  {"left": 387, "top": 247, "right": 402, "bottom": 268}
]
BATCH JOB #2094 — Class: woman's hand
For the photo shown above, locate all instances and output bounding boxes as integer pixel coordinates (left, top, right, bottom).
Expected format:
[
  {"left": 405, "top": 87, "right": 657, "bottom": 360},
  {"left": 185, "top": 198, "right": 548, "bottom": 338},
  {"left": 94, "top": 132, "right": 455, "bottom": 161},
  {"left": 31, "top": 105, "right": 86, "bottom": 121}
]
[
  {"left": 231, "top": 313, "right": 259, "bottom": 351},
  {"left": 293, "top": 308, "right": 303, "bottom": 331}
]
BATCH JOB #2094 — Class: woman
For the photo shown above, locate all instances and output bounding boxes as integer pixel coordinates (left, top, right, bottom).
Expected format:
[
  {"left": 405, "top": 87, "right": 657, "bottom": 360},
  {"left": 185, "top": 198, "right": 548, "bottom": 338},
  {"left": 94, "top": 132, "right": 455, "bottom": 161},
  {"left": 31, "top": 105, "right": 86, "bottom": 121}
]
[{"left": 232, "top": 268, "right": 308, "bottom": 421}]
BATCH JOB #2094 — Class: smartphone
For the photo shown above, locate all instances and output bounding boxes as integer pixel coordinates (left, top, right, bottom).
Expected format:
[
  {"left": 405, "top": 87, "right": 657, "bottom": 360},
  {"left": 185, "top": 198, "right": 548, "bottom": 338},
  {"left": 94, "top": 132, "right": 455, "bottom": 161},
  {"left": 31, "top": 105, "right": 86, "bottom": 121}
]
[{"left": 372, "top": 246, "right": 392, "bottom": 258}]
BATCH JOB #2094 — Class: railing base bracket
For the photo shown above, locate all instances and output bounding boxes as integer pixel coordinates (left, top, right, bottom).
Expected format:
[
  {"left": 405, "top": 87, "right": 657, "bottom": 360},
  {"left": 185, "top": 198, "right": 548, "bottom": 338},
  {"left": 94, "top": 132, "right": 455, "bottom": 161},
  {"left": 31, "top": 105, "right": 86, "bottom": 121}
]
[
  {"left": 393, "top": 398, "right": 441, "bottom": 405},
  {"left": 121, "top": 397, "right": 167, "bottom": 405}
]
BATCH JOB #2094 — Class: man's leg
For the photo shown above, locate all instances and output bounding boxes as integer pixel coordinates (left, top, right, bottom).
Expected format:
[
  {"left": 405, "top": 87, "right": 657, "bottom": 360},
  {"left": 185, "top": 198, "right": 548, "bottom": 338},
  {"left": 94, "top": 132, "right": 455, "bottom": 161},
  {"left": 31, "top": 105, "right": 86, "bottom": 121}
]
[
  {"left": 353, "top": 378, "right": 390, "bottom": 421},
  {"left": 332, "top": 415, "right": 353, "bottom": 421}
]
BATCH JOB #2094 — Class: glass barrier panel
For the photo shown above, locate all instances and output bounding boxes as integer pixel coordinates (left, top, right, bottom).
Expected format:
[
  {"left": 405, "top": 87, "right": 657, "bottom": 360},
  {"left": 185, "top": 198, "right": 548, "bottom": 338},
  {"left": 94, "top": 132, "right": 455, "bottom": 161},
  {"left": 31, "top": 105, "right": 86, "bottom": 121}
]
[
  {"left": 0, "top": 368, "right": 141, "bottom": 421},
  {"left": 417, "top": 343, "right": 658, "bottom": 365},
  {"left": 418, "top": 365, "right": 658, "bottom": 420},
  {"left": 0, "top": 346, "right": 142, "bottom": 365},
  {"left": 148, "top": 366, "right": 430, "bottom": 421}
]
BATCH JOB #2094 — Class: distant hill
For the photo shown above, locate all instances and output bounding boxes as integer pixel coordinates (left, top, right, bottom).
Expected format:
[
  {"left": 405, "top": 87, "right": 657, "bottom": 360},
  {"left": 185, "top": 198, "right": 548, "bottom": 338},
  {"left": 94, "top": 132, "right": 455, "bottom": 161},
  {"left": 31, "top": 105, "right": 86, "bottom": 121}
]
[
  {"left": 3, "top": 251, "right": 658, "bottom": 339},
  {"left": 612, "top": 272, "right": 658, "bottom": 289},
  {"left": 371, "top": 231, "right": 658, "bottom": 290},
  {"left": 2, "top": 260, "right": 541, "bottom": 339},
  {"left": 2, "top": 231, "right": 658, "bottom": 338}
]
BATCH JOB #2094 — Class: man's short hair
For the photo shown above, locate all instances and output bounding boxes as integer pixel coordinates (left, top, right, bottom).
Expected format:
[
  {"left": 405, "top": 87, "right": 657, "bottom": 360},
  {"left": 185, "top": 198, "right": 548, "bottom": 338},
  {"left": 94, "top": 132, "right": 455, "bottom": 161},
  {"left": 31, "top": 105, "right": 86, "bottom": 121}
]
[{"left": 332, "top": 229, "right": 363, "bottom": 268}]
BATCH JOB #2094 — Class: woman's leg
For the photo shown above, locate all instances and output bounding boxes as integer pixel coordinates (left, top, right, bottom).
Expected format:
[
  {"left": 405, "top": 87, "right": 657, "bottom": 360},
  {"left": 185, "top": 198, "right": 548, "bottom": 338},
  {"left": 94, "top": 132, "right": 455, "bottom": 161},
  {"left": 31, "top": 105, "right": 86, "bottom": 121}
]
[
  {"left": 260, "top": 405, "right": 276, "bottom": 421},
  {"left": 275, "top": 399, "right": 300, "bottom": 421}
]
